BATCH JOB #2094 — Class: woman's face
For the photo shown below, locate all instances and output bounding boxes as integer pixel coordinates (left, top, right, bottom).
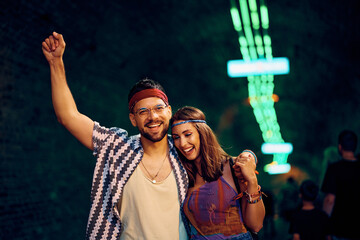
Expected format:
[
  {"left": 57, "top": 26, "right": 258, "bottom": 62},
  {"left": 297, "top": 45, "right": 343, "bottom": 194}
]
[{"left": 171, "top": 121, "right": 201, "bottom": 162}]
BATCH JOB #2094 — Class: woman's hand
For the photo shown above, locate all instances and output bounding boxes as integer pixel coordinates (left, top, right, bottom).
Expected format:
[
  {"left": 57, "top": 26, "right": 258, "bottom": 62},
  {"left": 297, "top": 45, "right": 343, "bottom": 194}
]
[{"left": 233, "top": 151, "right": 257, "bottom": 183}]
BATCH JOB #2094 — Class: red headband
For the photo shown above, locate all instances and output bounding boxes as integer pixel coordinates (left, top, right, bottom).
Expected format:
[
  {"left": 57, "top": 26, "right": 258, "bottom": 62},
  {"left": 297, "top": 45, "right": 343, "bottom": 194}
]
[{"left": 128, "top": 89, "right": 169, "bottom": 112}]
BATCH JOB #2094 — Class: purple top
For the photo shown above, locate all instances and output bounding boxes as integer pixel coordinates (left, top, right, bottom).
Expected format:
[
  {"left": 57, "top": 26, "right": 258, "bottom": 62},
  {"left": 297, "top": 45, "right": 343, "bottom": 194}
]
[{"left": 183, "top": 177, "right": 248, "bottom": 239}]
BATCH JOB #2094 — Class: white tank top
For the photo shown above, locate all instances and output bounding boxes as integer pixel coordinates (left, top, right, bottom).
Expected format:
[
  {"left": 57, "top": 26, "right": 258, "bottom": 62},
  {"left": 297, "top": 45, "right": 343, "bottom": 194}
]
[{"left": 119, "top": 165, "right": 181, "bottom": 240}]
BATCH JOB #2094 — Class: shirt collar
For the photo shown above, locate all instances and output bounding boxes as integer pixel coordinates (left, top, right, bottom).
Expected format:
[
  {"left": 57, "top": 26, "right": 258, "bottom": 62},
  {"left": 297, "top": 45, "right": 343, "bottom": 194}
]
[{"left": 131, "top": 134, "right": 175, "bottom": 153}]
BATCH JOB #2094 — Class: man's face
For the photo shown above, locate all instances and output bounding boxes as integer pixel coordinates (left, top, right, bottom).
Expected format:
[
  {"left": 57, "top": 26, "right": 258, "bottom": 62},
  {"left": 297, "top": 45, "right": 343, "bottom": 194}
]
[{"left": 129, "top": 97, "right": 172, "bottom": 142}]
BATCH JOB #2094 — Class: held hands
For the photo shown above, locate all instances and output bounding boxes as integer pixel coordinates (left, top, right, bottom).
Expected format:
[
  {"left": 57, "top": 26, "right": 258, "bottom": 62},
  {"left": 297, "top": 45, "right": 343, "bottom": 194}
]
[
  {"left": 42, "top": 32, "right": 66, "bottom": 63},
  {"left": 233, "top": 151, "right": 257, "bottom": 183}
]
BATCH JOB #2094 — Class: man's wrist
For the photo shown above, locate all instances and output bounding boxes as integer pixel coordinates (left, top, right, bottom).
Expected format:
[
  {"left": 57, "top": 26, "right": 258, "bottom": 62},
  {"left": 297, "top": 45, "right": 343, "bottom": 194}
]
[{"left": 49, "top": 58, "right": 64, "bottom": 66}]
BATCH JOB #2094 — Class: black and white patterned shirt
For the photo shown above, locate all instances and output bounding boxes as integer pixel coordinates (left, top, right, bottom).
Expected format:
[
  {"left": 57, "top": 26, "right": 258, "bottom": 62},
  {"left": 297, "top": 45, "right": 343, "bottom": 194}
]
[{"left": 85, "top": 122, "right": 189, "bottom": 240}]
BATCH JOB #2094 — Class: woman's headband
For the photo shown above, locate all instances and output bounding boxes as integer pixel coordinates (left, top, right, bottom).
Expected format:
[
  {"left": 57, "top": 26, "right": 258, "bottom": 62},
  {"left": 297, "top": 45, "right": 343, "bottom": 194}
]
[
  {"left": 171, "top": 120, "right": 206, "bottom": 128},
  {"left": 128, "top": 89, "right": 169, "bottom": 112}
]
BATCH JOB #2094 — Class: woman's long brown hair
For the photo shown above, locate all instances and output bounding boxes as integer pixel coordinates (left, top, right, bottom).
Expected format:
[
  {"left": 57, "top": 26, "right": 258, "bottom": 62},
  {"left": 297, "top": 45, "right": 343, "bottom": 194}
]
[{"left": 171, "top": 106, "right": 229, "bottom": 187}]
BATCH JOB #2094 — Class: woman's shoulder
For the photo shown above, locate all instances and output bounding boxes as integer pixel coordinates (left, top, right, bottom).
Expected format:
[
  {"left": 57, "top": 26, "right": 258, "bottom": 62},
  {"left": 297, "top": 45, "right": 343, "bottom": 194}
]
[{"left": 221, "top": 156, "right": 234, "bottom": 165}]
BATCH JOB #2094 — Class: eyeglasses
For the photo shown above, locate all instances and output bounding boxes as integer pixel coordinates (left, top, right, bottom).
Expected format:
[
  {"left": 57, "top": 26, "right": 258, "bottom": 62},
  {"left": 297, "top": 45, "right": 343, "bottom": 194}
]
[{"left": 134, "top": 104, "right": 168, "bottom": 118}]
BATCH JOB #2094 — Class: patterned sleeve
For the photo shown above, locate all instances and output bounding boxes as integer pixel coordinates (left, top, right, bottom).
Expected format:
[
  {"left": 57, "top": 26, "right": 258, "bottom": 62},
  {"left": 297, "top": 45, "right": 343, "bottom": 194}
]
[
  {"left": 92, "top": 121, "right": 129, "bottom": 157},
  {"left": 92, "top": 121, "right": 110, "bottom": 157}
]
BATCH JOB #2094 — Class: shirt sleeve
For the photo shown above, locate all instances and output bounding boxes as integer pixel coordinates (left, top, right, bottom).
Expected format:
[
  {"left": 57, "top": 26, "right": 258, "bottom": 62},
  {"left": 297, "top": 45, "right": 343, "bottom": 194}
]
[
  {"left": 92, "top": 121, "right": 131, "bottom": 157},
  {"left": 92, "top": 121, "right": 111, "bottom": 157}
]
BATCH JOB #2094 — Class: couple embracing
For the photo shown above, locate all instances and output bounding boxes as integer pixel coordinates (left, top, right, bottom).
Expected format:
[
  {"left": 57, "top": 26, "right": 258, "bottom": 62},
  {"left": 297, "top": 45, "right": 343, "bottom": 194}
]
[{"left": 42, "top": 32, "right": 265, "bottom": 240}]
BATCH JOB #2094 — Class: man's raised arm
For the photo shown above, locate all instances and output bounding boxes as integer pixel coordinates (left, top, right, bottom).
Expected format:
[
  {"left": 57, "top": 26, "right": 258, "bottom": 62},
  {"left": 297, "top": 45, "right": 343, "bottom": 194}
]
[{"left": 42, "top": 32, "right": 94, "bottom": 150}]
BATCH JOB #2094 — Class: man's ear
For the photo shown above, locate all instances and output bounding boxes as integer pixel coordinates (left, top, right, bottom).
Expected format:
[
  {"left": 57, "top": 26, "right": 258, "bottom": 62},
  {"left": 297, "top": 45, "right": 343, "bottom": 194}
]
[
  {"left": 129, "top": 113, "right": 137, "bottom": 127},
  {"left": 167, "top": 105, "right": 172, "bottom": 117}
]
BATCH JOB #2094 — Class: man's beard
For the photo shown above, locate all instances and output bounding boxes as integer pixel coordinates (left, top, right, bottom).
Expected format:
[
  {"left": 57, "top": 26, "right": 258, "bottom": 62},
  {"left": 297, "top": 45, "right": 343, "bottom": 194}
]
[{"left": 140, "top": 122, "right": 169, "bottom": 142}]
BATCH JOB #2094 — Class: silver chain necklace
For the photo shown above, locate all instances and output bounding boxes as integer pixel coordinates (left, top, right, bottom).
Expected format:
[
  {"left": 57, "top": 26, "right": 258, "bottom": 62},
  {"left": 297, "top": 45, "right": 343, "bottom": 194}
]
[{"left": 141, "top": 151, "right": 169, "bottom": 184}]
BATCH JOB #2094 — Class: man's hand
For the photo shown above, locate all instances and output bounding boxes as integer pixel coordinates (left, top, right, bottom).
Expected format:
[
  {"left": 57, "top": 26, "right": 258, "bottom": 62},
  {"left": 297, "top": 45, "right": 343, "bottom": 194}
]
[{"left": 42, "top": 32, "right": 65, "bottom": 63}]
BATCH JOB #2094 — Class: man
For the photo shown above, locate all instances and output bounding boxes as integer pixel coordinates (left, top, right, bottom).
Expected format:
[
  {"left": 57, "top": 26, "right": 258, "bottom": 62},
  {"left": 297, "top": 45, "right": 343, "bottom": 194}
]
[
  {"left": 321, "top": 130, "right": 360, "bottom": 240},
  {"left": 42, "top": 32, "right": 189, "bottom": 240}
]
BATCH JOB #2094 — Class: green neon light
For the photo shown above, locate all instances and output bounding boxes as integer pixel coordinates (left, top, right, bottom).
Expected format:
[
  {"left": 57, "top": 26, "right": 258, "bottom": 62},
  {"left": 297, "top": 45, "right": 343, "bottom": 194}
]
[
  {"left": 239, "top": 36, "right": 248, "bottom": 47},
  {"left": 249, "top": 46, "right": 258, "bottom": 59},
  {"left": 230, "top": 7, "right": 242, "bottom": 31},
  {"left": 244, "top": 26, "right": 255, "bottom": 49},
  {"left": 274, "top": 153, "right": 289, "bottom": 164},
  {"left": 249, "top": 0, "right": 258, "bottom": 11},
  {"left": 249, "top": 1, "right": 265, "bottom": 59},
  {"left": 263, "top": 35, "right": 271, "bottom": 45},
  {"left": 260, "top": 5, "right": 269, "bottom": 29},
  {"left": 240, "top": 47, "right": 250, "bottom": 61},
  {"left": 251, "top": 12, "right": 260, "bottom": 30},
  {"left": 257, "top": 47, "right": 264, "bottom": 56},
  {"left": 229, "top": 0, "right": 292, "bottom": 174},
  {"left": 240, "top": 0, "right": 255, "bottom": 49},
  {"left": 254, "top": 35, "right": 263, "bottom": 47},
  {"left": 249, "top": 0, "right": 260, "bottom": 30},
  {"left": 265, "top": 46, "right": 273, "bottom": 57}
]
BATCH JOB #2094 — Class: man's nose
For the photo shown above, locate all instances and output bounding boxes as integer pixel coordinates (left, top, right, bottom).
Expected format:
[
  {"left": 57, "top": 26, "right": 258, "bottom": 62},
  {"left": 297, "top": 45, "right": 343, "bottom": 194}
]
[{"left": 148, "top": 109, "right": 159, "bottom": 119}]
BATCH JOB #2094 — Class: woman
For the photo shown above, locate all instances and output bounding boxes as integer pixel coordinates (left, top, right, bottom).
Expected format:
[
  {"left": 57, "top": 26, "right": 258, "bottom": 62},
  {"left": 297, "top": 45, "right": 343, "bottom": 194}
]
[{"left": 171, "top": 106, "right": 265, "bottom": 240}]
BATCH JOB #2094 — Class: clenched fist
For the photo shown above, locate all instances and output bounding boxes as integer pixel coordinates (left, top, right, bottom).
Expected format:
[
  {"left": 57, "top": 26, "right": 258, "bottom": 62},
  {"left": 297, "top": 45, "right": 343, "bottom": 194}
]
[{"left": 42, "top": 32, "right": 66, "bottom": 63}]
